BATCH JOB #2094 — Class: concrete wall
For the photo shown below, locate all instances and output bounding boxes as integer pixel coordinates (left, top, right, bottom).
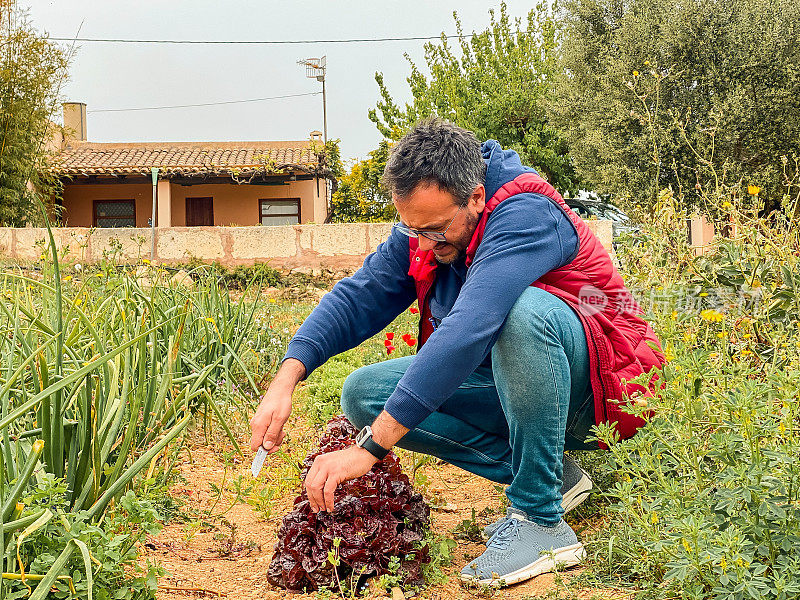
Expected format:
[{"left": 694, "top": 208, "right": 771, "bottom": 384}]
[
  {"left": 0, "top": 220, "right": 613, "bottom": 270},
  {"left": 59, "top": 178, "right": 326, "bottom": 228}
]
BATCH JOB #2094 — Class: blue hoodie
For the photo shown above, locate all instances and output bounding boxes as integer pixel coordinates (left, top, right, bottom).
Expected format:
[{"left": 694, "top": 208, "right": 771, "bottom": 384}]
[{"left": 284, "top": 141, "right": 579, "bottom": 429}]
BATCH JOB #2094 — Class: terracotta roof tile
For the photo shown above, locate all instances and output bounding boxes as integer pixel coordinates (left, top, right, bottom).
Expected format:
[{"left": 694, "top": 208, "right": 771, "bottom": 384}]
[{"left": 51, "top": 141, "right": 318, "bottom": 177}]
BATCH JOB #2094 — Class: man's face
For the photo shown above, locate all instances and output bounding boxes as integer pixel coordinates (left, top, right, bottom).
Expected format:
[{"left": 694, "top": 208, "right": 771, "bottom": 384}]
[{"left": 393, "top": 181, "right": 486, "bottom": 264}]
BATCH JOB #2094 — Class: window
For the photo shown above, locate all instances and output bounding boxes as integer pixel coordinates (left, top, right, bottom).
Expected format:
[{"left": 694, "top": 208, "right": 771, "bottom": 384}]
[
  {"left": 94, "top": 200, "right": 135, "bottom": 227},
  {"left": 260, "top": 199, "right": 300, "bottom": 225}
]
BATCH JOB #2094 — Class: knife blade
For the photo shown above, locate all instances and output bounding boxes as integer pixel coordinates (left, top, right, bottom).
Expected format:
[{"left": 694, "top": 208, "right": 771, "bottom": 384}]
[{"left": 251, "top": 446, "right": 268, "bottom": 477}]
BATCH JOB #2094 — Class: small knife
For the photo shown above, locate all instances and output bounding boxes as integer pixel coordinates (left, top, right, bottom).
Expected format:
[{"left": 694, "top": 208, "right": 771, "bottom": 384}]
[{"left": 251, "top": 446, "right": 268, "bottom": 477}]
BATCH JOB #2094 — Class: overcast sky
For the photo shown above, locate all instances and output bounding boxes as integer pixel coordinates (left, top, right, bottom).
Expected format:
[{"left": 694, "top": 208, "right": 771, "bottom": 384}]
[{"left": 28, "top": 1, "right": 534, "bottom": 163}]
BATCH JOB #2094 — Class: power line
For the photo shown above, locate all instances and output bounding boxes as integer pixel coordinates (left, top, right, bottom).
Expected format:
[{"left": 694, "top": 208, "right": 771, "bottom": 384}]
[
  {"left": 46, "top": 33, "right": 481, "bottom": 45},
  {"left": 88, "top": 91, "right": 321, "bottom": 113}
]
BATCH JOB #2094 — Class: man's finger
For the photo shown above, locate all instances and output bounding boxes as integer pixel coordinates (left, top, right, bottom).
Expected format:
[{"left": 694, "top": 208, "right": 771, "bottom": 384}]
[
  {"left": 304, "top": 463, "right": 321, "bottom": 512},
  {"left": 267, "top": 429, "right": 285, "bottom": 455},
  {"left": 249, "top": 404, "right": 273, "bottom": 452},
  {"left": 261, "top": 410, "right": 289, "bottom": 451},
  {"left": 308, "top": 462, "right": 331, "bottom": 513},
  {"left": 307, "top": 476, "right": 323, "bottom": 513},
  {"left": 323, "top": 477, "right": 338, "bottom": 513}
]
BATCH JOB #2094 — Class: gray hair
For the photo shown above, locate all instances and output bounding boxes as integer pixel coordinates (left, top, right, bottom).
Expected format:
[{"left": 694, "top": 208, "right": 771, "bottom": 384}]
[{"left": 382, "top": 118, "right": 486, "bottom": 205}]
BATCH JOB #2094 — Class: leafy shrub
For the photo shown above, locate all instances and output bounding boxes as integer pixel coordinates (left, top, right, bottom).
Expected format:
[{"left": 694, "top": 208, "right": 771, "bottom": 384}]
[
  {"left": 268, "top": 416, "right": 431, "bottom": 592},
  {"left": 7, "top": 485, "right": 163, "bottom": 600}
]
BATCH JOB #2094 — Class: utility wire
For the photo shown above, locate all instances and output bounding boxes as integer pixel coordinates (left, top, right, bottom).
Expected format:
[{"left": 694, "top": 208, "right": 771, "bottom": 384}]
[
  {"left": 46, "top": 32, "right": 486, "bottom": 45},
  {"left": 88, "top": 91, "right": 321, "bottom": 113}
]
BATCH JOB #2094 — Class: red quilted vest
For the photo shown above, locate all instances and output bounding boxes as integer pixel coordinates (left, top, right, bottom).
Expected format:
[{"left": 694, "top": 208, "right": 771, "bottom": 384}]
[{"left": 407, "top": 172, "right": 665, "bottom": 441}]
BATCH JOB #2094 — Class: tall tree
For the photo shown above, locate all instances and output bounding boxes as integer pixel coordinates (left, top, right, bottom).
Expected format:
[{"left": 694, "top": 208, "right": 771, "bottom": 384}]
[
  {"left": 369, "top": 2, "right": 579, "bottom": 193},
  {"left": 554, "top": 0, "right": 800, "bottom": 212},
  {"left": 0, "top": 0, "right": 69, "bottom": 225}
]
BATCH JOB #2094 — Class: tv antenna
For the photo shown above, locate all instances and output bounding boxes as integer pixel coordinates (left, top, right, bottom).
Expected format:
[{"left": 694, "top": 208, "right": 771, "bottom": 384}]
[{"left": 297, "top": 56, "right": 327, "bottom": 144}]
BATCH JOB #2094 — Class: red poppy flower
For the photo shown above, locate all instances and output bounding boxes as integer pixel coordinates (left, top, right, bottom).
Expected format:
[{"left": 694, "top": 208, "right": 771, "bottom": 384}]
[
  {"left": 409, "top": 307, "right": 419, "bottom": 314},
  {"left": 405, "top": 337, "right": 417, "bottom": 347},
  {"left": 386, "top": 345, "right": 395, "bottom": 355},
  {"left": 383, "top": 339, "right": 393, "bottom": 347},
  {"left": 385, "top": 332, "right": 394, "bottom": 340},
  {"left": 401, "top": 333, "right": 411, "bottom": 344}
]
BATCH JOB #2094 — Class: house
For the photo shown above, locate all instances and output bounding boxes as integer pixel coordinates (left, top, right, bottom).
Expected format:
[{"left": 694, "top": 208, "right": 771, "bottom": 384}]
[{"left": 49, "top": 103, "right": 332, "bottom": 227}]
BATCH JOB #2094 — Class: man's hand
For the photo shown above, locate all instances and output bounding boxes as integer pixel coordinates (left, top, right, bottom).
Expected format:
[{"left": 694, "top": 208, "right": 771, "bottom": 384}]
[
  {"left": 249, "top": 358, "right": 306, "bottom": 454},
  {"left": 304, "top": 446, "right": 378, "bottom": 513}
]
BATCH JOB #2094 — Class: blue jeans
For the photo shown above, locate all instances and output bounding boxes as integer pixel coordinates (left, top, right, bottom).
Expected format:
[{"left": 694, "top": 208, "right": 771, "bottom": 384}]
[{"left": 340, "top": 287, "right": 597, "bottom": 526}]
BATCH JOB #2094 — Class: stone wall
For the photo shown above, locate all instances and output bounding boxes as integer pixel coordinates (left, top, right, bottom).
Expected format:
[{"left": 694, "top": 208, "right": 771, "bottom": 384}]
[{"left": 0, "top": 221, "right": 613, "bottom": 270}]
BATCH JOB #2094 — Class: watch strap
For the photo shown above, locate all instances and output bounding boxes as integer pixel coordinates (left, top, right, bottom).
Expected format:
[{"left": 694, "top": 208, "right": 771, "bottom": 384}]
[{"left": 359, "top": 434, "right": 389, "bottom": 460}]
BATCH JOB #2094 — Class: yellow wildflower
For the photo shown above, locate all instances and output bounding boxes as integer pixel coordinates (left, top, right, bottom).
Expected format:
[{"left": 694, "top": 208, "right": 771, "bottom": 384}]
[
  {"left": 682, "top": 539, "right": 691, "bottom": 552},
  {"left": 699, "top": 292, "right": 708, "bottom": 297},
  {"left": 671, "top": 310, "right": 678, "bottom": 320},
  {"left": 709, "top": 352, "right": 719, "bottom": 359},
  {"left": 740, "top": 349, "right": 753, "bottom": 356},
  {"left": 743, "top": 333, "right": 752, "bottom": 339},
  {"left": 779, "top": 422, "right": 786, "bottom": 434},
  {"left": 747, "top": 185, "right": 761, "bottom": 196},
  {"left": 722, "top": 201, "right": 732, "bottom": 209},
  {"left": 205, "top": 317, "right": 215, "bottom": 323},
  {"left": 650, "top": 513, "right": 659, "bottom": 524},
  {"left": 269, "top": 298, "right": 277, "bottom": 303},
  {"left": 74, "top": 297, "right": 83, "bottom": 306},
  {"left": 700, "top": 309, "right": 724, "bottom": 322},
  {"left": 142, "top": 258, "right": 151, "bottom": 265},
  {"left": 716, "top": 332, "right": 725, "bottom": 339},
  {"left": 720, "top": 557, "right": 727, "bottom": 572},
  {"left": 633, "top": 70, "right": 640, "bottom": 76},
  {"left": 63, "top": 275, "right": 73, "bottom": 282}
]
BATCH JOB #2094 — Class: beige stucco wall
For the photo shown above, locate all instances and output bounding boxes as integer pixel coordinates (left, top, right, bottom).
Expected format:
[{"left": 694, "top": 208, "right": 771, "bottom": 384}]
[
  {"left": 59, "top": 178, "right": 326, "bottom": 227},
  {"left": 168, "top": 178, "right": 325, "bottom": 226},
  {"left": 61, "top": 183, "right": 154, "bottom": 227},
  {"left": 0, "top": 220, "right": 613, "bottom": 270}
]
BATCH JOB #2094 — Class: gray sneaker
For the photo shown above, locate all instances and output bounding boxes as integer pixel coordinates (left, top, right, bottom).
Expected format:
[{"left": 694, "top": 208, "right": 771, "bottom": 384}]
[
  {"left": 482, "top": 454, "right": 593, "bottom": 540},
  {"left": 461, "top": 508, "right": 585, "bottom": 587}
]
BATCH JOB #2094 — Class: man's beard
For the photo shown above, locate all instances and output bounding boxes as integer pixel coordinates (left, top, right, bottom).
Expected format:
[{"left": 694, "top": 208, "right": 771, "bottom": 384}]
[
  {"left": 433, "top": 210, "right": 479, "bottom": 264},
  {"left": 433, "top": 246, "right": 463, "bottom": 264}
]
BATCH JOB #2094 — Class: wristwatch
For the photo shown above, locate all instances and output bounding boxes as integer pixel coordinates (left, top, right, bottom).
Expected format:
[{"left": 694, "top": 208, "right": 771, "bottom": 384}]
[{"left": 355, "top": 425, "right": 390, "bottom": 460}]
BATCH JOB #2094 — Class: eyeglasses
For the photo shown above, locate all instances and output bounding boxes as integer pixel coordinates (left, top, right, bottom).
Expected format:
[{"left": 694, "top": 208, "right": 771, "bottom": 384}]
[{"left": 392, "top": 204, "right": 463, "bottom": 242}]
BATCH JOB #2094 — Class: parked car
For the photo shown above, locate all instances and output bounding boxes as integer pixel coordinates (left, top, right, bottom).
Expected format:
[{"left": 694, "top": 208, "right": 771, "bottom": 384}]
[{"left": 565, "top": 196, "right": 640, "bottom": 241}]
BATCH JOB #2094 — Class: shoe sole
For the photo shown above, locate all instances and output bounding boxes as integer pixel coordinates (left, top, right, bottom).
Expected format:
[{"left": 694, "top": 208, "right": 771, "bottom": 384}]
[
  {"left": 561, "top": 472, "right": 593, "bottom": 513},
  {"left": 460, "top": 542, "right": 586, "bottom": 587},
  {"left": 480, "top": 473, "right": 594, "bottom": 541}
]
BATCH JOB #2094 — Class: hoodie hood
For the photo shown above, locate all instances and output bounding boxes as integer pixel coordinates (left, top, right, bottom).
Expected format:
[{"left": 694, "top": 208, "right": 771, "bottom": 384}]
[{"left": 481, "top": 139, "right": 539, "bottom": 200}]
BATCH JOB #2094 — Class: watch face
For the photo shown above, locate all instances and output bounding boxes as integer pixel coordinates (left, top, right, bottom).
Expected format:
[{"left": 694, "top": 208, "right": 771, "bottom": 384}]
[{"left": 355, "top": 425, "right": 371, "bottom": 447}]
